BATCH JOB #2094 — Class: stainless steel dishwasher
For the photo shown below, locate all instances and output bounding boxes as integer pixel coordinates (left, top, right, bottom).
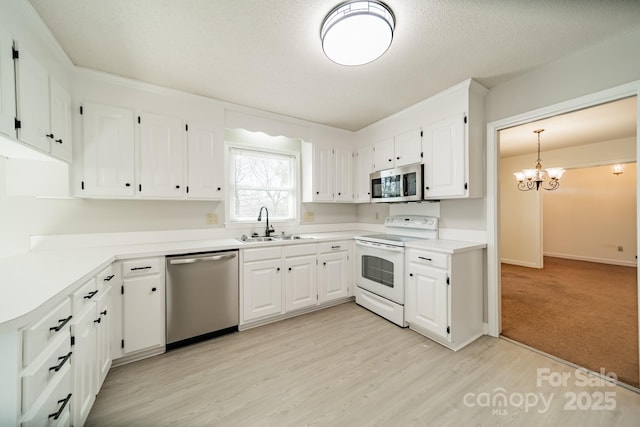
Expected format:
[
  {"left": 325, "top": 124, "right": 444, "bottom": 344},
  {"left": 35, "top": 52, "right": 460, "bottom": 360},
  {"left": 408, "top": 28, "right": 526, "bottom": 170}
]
[{"left": 165, "top": 250, "right": 238, "bottom": 350}]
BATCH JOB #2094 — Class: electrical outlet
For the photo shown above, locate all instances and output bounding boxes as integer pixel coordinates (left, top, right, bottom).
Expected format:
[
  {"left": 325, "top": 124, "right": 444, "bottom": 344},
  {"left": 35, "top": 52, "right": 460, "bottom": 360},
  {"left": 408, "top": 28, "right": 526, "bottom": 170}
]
[
  {"left": 618, "top": 245, "right": 624, "bottom": 252},
  {"left": 206, "top": 213, "right": 218, "bottom": 224},
  {"left": 303, "top": 211, "right": 314, "bottom": 221}
]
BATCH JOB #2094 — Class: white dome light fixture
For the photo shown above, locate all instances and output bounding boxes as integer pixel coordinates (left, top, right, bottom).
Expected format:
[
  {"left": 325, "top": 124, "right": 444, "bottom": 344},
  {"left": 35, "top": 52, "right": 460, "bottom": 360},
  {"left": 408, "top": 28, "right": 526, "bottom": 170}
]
[{"left": 321, "top": 1, "right": 395, "bottom": 66}]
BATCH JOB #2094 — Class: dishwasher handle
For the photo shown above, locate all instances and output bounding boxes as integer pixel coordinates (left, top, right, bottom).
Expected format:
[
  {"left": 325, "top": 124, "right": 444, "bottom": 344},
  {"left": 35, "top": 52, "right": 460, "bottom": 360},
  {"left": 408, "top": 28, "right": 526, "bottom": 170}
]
[{"left": 168, "top": 253, "right": 237, "bottom": 265}]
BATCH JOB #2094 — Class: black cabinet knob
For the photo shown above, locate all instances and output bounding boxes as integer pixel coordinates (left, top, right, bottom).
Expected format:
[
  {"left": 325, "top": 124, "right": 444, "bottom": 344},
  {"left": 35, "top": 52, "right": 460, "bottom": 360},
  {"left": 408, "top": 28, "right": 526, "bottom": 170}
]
[
  {"left": 175, "top": 185, "right": 180, "bottom": 189},
  {"left": 396, "top": 156, "right": 400, "bottom": 160},
  {"left": 217, "top": 187, "right": 221, "bottom": 191},
  {"left": 125, "top": 183, "right": 131, "bottom": 187},
  {"left": 316, "top": 191, "right": 319, "bottom": 195},
  {"left": 323, "top": 262, "right": 327, "bottom": 266},
  {"left": 151, "top": 287, "right": 157, "bottom": 292},
  {"left": 338, "top": 192, "right": 341, "bottom": 196},
  {"left": 425, "top": 186, "right": 429, "bottom": 190},
  {"left": 277, "top": 267, "right": 280, "bottom": 272},
  {"left": 409, "top": 273, "right": 414, "bottom": 277},
  {"left": 288, "top": 267, "right": 292, "bottom": 271},
  {"left": 388, "top": 158, "right": 392, "bottom": 162}
]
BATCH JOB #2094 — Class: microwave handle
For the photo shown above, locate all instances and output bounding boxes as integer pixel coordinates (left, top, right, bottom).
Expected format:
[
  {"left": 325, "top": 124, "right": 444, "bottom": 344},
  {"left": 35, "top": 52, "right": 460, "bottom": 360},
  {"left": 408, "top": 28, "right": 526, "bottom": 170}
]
[{"left": 356, "top": 240, "right": 404, "bottom": 252}]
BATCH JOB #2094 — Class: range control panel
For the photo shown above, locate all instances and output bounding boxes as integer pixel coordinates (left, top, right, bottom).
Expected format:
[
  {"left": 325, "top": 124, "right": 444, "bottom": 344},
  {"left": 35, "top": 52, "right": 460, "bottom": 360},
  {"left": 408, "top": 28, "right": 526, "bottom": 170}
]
[{"left": 384, "top": 215, "right": 438, "bottom": 231}]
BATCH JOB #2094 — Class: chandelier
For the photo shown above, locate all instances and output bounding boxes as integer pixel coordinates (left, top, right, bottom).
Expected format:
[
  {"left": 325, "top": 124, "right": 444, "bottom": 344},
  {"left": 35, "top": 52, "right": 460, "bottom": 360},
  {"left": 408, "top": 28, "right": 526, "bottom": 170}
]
[
  {"left": 320, "top": 1, "right": 395, "bottom": 66},
  {"left": 513, "top": 129, "right": 565, "bottom": 191}
]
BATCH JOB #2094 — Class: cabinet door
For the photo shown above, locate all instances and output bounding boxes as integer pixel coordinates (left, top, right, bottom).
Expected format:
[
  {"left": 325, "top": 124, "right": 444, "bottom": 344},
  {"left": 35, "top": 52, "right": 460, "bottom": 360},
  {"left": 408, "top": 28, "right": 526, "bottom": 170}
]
[
  {"left": 48, "top": 76, "right": 72, "bottom": 162},
  {"left": 284, "top": 255, "right": 317, "bottom": 311},
  {"left": 71, "top": 305, "right": 97, "bottom": 427},
  {"left": 0, "top": 29, "right": 15, "bottom": 137},
  {"left": 354, "top": 146, "right": 372, "bottom": 202},
  {"left": 372, "top": 138, "right": 394, "bottom": 171},
  {"left": 95, "top": 286, "right": 112, "bottom": 390},
  {"left": 334, "top": 147, "right": 353, "bottom": 202},
  {"left": 394, "top": 128, "right": 422, "bottom": 167},
  {"left": 138, "top": 112, "right": 184, "bottom": 198},
  {"left": 318, "top": 251, "right": 350, "bottom": 302},
  {"left": 312, "top": 145, "right": 334, "bottom": 201},
  {"left": 406, "top": 263, "right": 449, "bottom": 338},
  {"left": 186, "top": 121, "right": 224, "bottom": 199},
  {"left": 82, "top": 103, "right": 135, "bottom": 197},
  {"left": 423, "top": 113, "right": 466, "bottom": 198},
  {"left": 123, "top": 275, "right": 164, "bottom": 354},
  {"left": 242, "top": 259, "right": 283, "bottom": 322},
  {"left": 15, "top": 47, "right": 49, "bottom": 152}
]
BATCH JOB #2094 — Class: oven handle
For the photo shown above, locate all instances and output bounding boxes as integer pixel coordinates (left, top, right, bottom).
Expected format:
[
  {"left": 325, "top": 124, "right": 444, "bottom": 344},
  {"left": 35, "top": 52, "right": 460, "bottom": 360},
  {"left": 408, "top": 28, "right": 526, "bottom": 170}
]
[{"left": 355, "top": 240, "right": 404, "bottom": 252}]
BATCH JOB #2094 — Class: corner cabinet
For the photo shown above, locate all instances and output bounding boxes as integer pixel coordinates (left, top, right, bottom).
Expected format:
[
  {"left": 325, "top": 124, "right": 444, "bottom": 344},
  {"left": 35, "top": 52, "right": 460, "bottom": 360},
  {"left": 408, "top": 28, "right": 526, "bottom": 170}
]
[
  {"left": 422, "top": 80, "right": 487, "bottom": 199},
  {"left": 405, "top": 245, "right": 484, "bottom": 351},
  {"left": 302, "top": 142, "right": 353, "bottom": 203}
]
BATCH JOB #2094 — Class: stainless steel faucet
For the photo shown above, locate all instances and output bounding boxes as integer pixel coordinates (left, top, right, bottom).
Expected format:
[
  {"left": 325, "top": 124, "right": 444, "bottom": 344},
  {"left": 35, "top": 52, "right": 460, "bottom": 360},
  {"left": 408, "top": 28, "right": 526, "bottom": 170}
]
[{"left": 257, "top": 206, "right": 274, "bottom": 237}]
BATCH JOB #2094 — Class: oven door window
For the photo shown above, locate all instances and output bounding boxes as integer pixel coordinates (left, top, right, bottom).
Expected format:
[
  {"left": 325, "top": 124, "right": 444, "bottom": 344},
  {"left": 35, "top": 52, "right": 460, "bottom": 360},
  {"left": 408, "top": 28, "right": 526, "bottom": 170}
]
[{"left": 361, "top": 255, "right": 394, "bottom": 288}]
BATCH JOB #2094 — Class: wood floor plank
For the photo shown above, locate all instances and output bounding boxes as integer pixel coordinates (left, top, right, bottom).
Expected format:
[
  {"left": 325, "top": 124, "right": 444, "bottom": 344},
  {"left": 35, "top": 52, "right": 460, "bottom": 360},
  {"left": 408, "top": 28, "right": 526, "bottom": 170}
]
[{"left": 87, "top": 303, "right": 640, "bottom": 426}]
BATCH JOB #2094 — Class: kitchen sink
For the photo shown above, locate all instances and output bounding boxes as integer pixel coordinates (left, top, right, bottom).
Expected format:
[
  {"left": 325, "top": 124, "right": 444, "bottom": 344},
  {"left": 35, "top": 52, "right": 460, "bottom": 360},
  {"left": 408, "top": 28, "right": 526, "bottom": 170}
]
[
  {"left": 278, "top": 235, "right": 312, "bottom": 240},
  {"left": 237, "top": 235, "right": 314, "bottom": 243}
]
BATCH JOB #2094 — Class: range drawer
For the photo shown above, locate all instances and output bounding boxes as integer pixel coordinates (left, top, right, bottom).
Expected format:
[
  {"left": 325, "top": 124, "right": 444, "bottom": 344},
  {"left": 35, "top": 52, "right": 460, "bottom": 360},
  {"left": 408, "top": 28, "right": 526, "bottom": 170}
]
[
  {"left": 22, "top": 299, "right": 72, "bottom": 367},
  {"left": 22, "top": 332, "right": 72, "bottom": 412},
  {"left": 121, "top": 257, "right": 161, "bottom": 277},
  {"left": 407, "top": 250, "right": 449, "bottom": 269},
  {"left": 70, "top": 278, "right": 98, "bottom": 315},
  {"left": 21, "top": 363, "right": 72, "bottom": 427}
]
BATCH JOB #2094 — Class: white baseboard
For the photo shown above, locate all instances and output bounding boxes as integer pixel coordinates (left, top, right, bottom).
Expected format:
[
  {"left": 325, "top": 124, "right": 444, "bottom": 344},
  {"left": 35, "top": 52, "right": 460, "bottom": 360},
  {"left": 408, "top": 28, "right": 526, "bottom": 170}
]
[
  {"left": 500, "top": 258, "right": 541, "bottom": 268},
  {"left": 544, "top": 252, "right": 637, "bottom": 268}
]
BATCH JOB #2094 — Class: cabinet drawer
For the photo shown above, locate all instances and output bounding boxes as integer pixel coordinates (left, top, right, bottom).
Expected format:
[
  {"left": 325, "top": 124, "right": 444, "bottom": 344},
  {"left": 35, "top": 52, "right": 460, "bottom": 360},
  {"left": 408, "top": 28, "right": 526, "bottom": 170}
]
[
  {"left": 96, "top": 264, "right": 115, "bottom": 291},
  {"left": 22, "top": 332, "right": 72, "bottom": 412},
  {"left": 71, "top": 278, "right": 98, "bottom": 315},
  {"left": 121, "top": 258, "right": 161, "bottom": 277},
  {"left": 407, "top": 250, "right": 448, "bottom": 269},
  {"left": 317, "top": 241, "right": 349, "bottom": 253},
  {"left": 283, "top": 243, "right": 317, "bottom": 258},
  {"left": 21, "top": 363, "right": 72, "bottom": 427},
  {"left": 22, "top": 299, "right": 72, "bottom": 367},
  {"left": 242, "top": 246, "right": 282, "bottom": 262}
]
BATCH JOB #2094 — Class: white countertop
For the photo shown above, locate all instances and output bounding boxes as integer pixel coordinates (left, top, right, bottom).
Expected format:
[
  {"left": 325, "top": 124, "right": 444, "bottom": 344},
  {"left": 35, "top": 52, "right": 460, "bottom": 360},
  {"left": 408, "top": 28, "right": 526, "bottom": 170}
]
[{"left": 0, "top": 230, "right": 485, "bottom": 328}]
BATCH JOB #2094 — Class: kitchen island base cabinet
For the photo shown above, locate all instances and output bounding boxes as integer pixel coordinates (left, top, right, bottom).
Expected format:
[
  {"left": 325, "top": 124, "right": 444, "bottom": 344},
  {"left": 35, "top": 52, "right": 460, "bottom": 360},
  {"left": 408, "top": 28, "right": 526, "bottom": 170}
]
[{"left": 405, "top": 247, "right": 484, "bottom": 351}]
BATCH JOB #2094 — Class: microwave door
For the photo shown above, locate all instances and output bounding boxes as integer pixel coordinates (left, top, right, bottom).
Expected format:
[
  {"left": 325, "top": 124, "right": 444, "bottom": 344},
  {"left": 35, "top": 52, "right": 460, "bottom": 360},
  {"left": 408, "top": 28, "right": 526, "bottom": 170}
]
[{"left": 403, "top": 171, "right": 417, "bottom": 196}]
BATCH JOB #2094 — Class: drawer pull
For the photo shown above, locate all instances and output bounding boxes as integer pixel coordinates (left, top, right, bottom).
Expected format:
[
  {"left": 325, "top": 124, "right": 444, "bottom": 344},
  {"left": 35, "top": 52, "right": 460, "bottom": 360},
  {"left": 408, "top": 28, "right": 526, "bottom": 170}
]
[
  {"left": 104, "top": 274, "right": 115, "bottom": 282},
  {"left": 131, "top": 266, "right": 152, "bottom": 271},
  {"left": 49, "top": 315, "right": 72, "bottom": 332},
  {"left": 48, "top": 393, "right": 72, "bottom": 420},
  {"left": 331, "top": 245, "right": 341, "bottom": 249},
  {"left": 49, "top": 351, "right": 72, "bottom": 372},
  {"left": 84, "top": 290, "right": 99, "bottom": 299},
  {"left": 418, "top": 256, "right": 432, "bottom": 262},
  {"left": 94, "top": 318, "right": 101, "bottom": 324},
  {"left": 100, "top": 309, "right": 107, "bottom": 316}
]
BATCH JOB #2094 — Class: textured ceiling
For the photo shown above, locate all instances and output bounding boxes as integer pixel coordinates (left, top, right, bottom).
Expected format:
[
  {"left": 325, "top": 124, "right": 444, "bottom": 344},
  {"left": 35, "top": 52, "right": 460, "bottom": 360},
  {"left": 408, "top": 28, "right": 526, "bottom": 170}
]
[{"left": 27, "top": 0, "right": 640, "bottom": 131}]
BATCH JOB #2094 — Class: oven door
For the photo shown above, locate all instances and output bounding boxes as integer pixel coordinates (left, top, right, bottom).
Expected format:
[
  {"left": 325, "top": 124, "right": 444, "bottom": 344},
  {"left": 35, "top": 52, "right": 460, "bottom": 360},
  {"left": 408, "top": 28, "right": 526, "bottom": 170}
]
[{"left": 355, "top": 240, "right": 405, "bottom": 304}]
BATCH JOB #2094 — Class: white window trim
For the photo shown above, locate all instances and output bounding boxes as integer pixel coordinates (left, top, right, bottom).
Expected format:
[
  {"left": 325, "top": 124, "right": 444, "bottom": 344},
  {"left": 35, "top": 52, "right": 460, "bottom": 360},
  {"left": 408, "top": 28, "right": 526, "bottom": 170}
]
[{"left": 225, "top": 142, "right": 301, "bottom": 228}]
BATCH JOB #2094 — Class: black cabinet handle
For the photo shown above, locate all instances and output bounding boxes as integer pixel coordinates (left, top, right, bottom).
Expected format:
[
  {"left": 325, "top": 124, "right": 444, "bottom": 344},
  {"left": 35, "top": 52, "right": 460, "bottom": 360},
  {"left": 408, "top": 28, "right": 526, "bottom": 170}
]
[
  {"left": 100, "top": 310, "right": 107, "bottom": 316},
  {"left": 331, "top": 245, "right": 341, "bottom": 249},
  {"left": 46, "top": 133, "right": 54, "bottom": 139},
  {"left": 48, "top": 393, "right": 72, "bottom": 420},
  {"left": 125, "top": 183, "right": 131, "bottom": 187},
  {"left": 151, "top": 287, "right": 157, "bottom": 292},
  {"left": 93, "top": 317, "right": 101, "bottom": 324},
  {"left": 131, "top": 266, "right": 152, "bottom": 271},
  {"left": 55, "top": 138, "right": 63, "bottom": 144},
  {"left": 418, "top": 256, "right": 432, "bottom": 262},
  {"left": 104, "top": 274, "right": 115, "bottom": 282},
  {"left": 175, "top": 185, "right": 180, "bottom": 189},
  {"left": 83, "top": 290, "right": 98, "bottom": 300},
  {"left": 49, "top": 315, "right": 72, "bottom": 332},
  {"left": 49, "top": 351, "right": 72, "bottom": 372}
]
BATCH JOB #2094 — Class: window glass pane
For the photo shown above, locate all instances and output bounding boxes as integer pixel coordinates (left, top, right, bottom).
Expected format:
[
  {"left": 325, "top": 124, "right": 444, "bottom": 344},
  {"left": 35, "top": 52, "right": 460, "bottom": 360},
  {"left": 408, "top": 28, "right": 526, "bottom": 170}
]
[
  {"left": 234, "top": 151, "right": 291, "bottom": 188},
  {"left": 232, "top": 190, "right": 290, "bottom": 219}
]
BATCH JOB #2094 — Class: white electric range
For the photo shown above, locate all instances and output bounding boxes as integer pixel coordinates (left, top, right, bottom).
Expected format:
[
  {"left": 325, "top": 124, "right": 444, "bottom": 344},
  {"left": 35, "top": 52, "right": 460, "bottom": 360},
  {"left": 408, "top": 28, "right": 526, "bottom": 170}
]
[{"left": 354, "top": 215, "right": 438, "bottom": 326}]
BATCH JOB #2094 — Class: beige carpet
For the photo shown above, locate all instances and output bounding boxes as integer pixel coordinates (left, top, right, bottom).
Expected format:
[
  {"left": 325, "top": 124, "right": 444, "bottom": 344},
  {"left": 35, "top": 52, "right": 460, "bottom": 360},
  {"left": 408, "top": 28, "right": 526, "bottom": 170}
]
[{"left": 501, "top": 256, "right": 639, "bottom": 388}]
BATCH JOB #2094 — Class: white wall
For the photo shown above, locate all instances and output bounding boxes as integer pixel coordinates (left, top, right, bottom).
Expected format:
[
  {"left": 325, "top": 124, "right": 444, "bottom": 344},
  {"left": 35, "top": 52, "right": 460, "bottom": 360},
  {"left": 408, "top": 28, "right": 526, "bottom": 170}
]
[{"left": 544, "top": 163, "right": 636, "bottom": 266}]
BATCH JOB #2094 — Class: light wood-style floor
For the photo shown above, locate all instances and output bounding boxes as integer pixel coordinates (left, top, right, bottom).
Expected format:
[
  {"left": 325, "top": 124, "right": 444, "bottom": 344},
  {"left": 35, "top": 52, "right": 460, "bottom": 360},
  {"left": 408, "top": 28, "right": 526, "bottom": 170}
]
[{"left": 87, "top": 303, "right": 640, "bottom": 426}]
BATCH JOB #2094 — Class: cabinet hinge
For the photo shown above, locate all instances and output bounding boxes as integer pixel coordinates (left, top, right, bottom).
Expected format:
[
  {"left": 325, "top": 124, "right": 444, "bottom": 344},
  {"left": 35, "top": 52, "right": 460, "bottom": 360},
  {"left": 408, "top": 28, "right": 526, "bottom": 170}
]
[
  {"left": 12, "top": 46, "right": 19, "bottom": 59},
  {"left": 81, "top": 181, "right": 85, "bottom": 190},
  {"left": 446, "top": 326, "right": 450, "bottom": 334},
  {"left": 420, "top": 130, "right": 423, "bottom": 137},
  {"left": 138, "top": 184, "right": 142, "bottom": 192},
  {"left": 70, "top": 336, "right": 75, "bottom": 346},
  {"left": 185, "top": 124, "right": 188, "bottom": 131},
  {"left": 420, "top": 151, "right": 423, "bottom": 158},
  {"left": 447, "top": 276, "right": 450, "bottom": 285},
  {"left": 121, "top": 339, "right": 125, "bottom": 349},
  {"left": 464, "top": 116, "right": 468, "bottom": 124},
  {"left": 121, "top": 285, "right": 124, "bottom": 295},
  {"left": 80, "top": 106, "right": 83, "bottom": 115},
  {"left": 464, "top": 182, "right": 468, "bottom": 190},
  {"left": 186, "top": 186, "right": 189, "bottom": 194},
  {"left": 14, "top": 118, "right": 21, "bottom": 129},
  {"left": 137, "top": 116, "right": 141, "bottom": 124}
]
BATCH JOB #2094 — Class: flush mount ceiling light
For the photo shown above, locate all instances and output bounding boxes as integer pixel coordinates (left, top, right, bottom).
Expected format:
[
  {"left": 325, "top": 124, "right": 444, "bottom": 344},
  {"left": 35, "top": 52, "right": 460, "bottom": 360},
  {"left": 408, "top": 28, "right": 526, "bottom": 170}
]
[
  {"left": 513, "top": 129, "right": 565, "bottom": 191},
  {"left": 321, "top": 1, "right": 395, "bottom": 66}
]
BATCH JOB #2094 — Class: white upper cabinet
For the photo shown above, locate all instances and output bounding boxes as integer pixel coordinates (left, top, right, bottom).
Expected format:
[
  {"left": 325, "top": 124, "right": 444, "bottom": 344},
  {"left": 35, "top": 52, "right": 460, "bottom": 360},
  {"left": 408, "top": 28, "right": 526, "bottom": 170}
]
[
  {"left": 302, "top": 142, "right": 352, "bottom": 203},
  {"left": 81, "top": 102, "right": 136, "bottom": 197},
  {"left": 14, "top": 44, "right": 72, "bottom": 162},
  {"left": 372, "top": 137, "right": 394, "bottom": 171},
  {"left": 0, "top": 28, "right": 15, "bottom": 137},
  {"left": 393, "top": 128, "right": 422, "bottom": 167},
  {"left": 354, "top": 145, "right": 372, "bottom": 202},
  {"left": 422, "top": 113, "right": 466, "bottom": 198},
  {"left": 186, "top": 121, "right": 224, "bottom": 200},
  {"left": 334, "top": 147, "right": 353, "bottom": 202},
  {"left": 137, "top": 112, "right": 185, "bottom": 198},
  {"left": 310, "top": 144, "right": 334, "bottom": 202}
]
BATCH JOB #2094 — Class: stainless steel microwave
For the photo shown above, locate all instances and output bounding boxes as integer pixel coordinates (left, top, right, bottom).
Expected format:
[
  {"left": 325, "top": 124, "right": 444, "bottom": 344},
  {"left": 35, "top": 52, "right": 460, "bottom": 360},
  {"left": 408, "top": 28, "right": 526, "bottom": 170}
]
[{"left": 370, "top": 163, "right": 423, "bottom": 203}]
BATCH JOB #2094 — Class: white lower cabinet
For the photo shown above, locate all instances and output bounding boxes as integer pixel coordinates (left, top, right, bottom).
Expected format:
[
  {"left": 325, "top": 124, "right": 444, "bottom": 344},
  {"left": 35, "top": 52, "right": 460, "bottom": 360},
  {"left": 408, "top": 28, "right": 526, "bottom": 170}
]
[
  {"left": 71, "top": 294, "right": 98, "bottom": 427},
  {"left": 119, "top": 257, "right": 165, "bottom": 357},
  {"left": 242, "top": 247, "right": 284, "bottom": 323},
  {"left": 317, "top": 241, "right": 352, "bottom": 303},
  {"left": 405, "top": 247, "right": 484, "bottom": 351},
  {"left": 284, "top": 245, "right": 318, "bottom": 312}
]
